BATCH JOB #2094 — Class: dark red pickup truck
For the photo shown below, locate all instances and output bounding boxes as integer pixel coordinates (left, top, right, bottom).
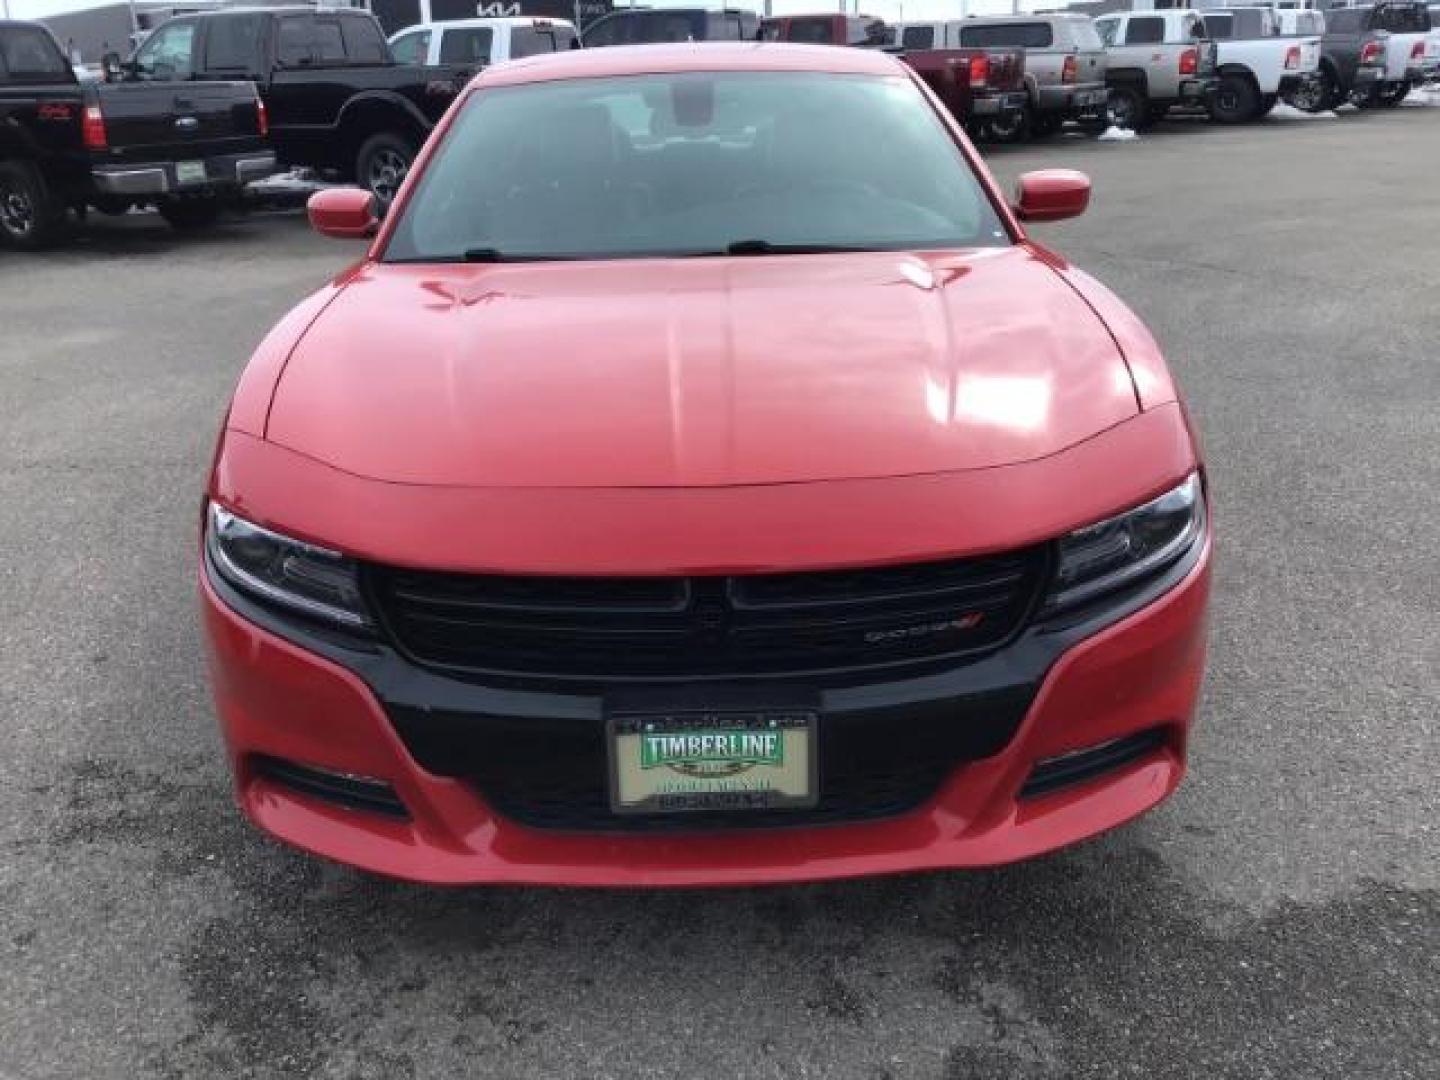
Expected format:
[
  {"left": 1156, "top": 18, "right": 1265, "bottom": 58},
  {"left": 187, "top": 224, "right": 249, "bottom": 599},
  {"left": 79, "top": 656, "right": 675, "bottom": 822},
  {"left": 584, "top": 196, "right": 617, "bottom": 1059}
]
[
  {"left": 901, "top": 48, "right": 1028, "bottom": 135},
  {"left": 759, "top": 13, "right": 1028, "bottom": 133}
]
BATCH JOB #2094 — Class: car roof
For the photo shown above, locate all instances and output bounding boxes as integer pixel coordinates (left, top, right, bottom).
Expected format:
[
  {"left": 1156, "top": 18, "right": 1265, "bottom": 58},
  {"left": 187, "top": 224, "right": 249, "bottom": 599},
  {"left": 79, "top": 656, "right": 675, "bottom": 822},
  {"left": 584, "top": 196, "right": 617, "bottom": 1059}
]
[
  {"left": 407, "top": 16, "right": 575, "bottom": 30},
  {"left": 476, "top": 41, "right": 903, "bottom": 87},
  {"left": 196, "top": 5, "right": 371, "bottom": 15},
  {"left": 963, "top": 13, "right": 1083, "bottom": 23}
]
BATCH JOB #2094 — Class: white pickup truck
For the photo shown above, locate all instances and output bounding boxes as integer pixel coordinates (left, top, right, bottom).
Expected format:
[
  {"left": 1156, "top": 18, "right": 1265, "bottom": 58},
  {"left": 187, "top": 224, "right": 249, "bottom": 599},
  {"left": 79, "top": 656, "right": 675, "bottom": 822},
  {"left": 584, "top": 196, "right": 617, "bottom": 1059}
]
[
  {"left": 388, "top": 17, "right": 578, "bottom": 67},
  {"left": 1199, "top": 7, "right": 1323, "bottom": 121}
]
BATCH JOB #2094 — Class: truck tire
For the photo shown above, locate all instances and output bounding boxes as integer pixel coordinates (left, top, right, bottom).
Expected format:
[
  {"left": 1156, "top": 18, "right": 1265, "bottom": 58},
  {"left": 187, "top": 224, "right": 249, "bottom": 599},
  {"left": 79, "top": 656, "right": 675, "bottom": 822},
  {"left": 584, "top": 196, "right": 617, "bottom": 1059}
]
[
  {"left": 0, "top": 160, "right": 67, "bottom": 250},
  {"left": 356, "top": 132, "right": 417, "bottom": 208},
  {"left": 1290, "top": 72, "right": 1332, "bottom": 113},
  {"left": 1106, "top": 84, "right": 1148, "bottom": 130},
  {"left": 157, "top": 196, "right": 223, "bottom": 231},
  {"left": 984, "top": 103, "right": 1032, "bottom": 144},
  {"left": 1257, "top": 94, "right": 1279, "bottom": 117},
  {"left": 1209, "top": 74, "right": 1260, "bottom": 124}
]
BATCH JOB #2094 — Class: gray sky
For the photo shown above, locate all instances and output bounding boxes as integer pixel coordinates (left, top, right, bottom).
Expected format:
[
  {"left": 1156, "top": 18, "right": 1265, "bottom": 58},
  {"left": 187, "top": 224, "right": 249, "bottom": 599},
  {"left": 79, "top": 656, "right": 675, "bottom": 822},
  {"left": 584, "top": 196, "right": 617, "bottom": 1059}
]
[{"left": 7, "top": 1, "right": 1034, "bottom": 23}]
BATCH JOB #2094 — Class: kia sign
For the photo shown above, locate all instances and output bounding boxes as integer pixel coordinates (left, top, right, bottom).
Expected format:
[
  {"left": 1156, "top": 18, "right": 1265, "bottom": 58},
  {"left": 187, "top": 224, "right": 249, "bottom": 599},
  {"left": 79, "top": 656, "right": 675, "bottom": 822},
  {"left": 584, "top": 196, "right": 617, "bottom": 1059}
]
[{"left": 369, "top": 0, "right": 613, "bottom": 34}]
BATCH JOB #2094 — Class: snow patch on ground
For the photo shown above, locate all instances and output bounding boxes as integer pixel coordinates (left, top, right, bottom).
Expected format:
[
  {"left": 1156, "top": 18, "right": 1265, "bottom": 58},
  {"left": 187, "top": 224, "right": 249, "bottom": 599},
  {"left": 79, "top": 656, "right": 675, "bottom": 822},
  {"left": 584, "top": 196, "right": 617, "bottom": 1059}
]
[
  {"left": 1401, "top": 85, "right": 1440, "bottom": 107},
  {"left": 1096, "top": 125, "right": 1140, "bottom": 142},
  {"left": 1269, "top": 104, "right": 1338, "bottom": 121},
  {"left": 247, "top": 168, "right": 347, "bottom": 197}
]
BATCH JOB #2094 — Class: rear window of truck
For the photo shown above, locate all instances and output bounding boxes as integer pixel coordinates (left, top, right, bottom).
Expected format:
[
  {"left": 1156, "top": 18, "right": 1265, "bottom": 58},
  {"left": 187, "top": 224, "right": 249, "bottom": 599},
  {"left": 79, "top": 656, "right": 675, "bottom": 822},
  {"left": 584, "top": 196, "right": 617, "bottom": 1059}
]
[
  {"left": 439, "top": 28, "right": 492, "bottom": 63},
  {"left": 340, "top": 16, "right": 389, "bottom": 63},
  {"left": 1202, "top": 14, "right": 1235, "bottom": 40},
  {"left": 1327, "top": 10, "right": 1360, "bottom": 32},
  {"left": 511, "top": 25, "right": 578, "bottom": 57},
  {"left": 901, "top": 26, "right": 935, "bottom": 49},
  {"left": 781, "top": 18, "right": 837, "bottom": 44},
  {"left": 1125, "top": 17, "right": 1166, "bottom": 45},
  {"left": 204, "top": 14, "right": 267, "bottom": 71},
  {"left": 0, "top": 26, "right": 69, "bottom": 80},
  {"left": 1374, "top": 5, "right": 1431, "bottom": 32},
  {"left": 959, "top": 23, "right": 1054, "bottom": 49}
]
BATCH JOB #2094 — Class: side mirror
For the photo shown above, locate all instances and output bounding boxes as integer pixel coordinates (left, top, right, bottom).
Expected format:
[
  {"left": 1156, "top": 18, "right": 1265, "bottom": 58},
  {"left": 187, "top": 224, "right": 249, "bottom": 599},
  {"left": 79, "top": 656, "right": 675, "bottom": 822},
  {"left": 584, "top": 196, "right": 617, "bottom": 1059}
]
[
  {"left": 101, "top": 51, "right": 123, "bottom": 81},
  {"left": 1012, "top": 169, "right": 1091, "bottom": 223},
  {"left": 307, "top": 188, "right": 379, "bottom": 239}
]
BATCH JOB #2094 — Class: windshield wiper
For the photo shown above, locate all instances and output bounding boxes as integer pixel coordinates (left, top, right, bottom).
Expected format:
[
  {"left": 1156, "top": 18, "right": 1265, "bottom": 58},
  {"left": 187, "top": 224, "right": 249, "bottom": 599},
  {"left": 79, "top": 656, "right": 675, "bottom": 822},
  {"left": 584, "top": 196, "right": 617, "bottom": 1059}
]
[
  {"left": 724, "top": 240, "right": 885, "bottom": 256},
  {"left": 462, "top": 248, "right": 594, "bottom": 263}
]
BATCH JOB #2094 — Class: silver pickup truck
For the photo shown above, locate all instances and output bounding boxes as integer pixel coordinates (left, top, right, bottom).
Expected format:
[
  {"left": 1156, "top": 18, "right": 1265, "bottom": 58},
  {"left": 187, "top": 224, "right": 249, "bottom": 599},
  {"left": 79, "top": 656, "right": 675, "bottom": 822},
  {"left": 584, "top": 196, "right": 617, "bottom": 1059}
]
[
  {"left": 1094, "top": 10, "right": 1220, "bottom": 128},
  {"left": 953, "top": 14, "right": 1109, "bottom": 140}
]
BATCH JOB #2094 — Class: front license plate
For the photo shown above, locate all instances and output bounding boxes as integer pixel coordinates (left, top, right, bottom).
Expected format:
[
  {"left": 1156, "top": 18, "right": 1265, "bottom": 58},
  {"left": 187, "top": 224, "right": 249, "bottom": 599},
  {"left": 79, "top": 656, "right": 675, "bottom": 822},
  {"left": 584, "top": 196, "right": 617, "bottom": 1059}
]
[
  {"left": 609, "top": 712, "right": 817, "bottom": 815},
  {"left": 175, "top": 160, "right": 207, "bottom": 186}
]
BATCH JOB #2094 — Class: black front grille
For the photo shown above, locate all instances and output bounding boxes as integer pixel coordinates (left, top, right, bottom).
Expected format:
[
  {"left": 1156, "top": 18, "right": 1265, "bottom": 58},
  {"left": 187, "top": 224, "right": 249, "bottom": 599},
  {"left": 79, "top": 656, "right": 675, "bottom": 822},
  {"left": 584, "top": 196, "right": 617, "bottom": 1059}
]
[
  {"left": 389, "top": 685, "right": 1034, "bottom": 832},
  {"left": 366, "top": 549, "right": 1047, "bottom": 680}
]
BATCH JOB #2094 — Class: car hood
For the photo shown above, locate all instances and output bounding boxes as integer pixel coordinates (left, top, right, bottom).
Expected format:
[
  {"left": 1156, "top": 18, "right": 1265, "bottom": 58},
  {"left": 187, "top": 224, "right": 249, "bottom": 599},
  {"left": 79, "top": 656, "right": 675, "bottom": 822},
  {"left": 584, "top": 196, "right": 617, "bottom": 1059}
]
[{"left": 265, "top": 247, "right": 1139, "bottom": 488}]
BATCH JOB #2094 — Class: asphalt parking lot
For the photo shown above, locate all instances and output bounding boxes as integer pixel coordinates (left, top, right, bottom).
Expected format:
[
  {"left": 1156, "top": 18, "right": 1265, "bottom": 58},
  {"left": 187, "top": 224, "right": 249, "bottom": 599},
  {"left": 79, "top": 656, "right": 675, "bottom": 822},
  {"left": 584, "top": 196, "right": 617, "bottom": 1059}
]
[{"left": 2, "top": 108, "right": 1437, "bottom": 1079}]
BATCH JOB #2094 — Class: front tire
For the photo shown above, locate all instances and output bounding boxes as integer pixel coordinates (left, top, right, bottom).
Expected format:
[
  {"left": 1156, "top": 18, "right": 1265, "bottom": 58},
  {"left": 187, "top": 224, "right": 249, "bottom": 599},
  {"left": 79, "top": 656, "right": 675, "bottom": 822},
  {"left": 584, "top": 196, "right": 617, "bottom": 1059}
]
[
  {"left": 0, "top": 160, "right": 67, "bottom": 250},
  {"left": 356, "top": 132, "right": 417, "bottom": 208},
  {"left": 1209, "top": 74, "right": 1260, "bottom": 124},
  {"left": 157, "top": 196, "right": 223, "bottom": 231}
]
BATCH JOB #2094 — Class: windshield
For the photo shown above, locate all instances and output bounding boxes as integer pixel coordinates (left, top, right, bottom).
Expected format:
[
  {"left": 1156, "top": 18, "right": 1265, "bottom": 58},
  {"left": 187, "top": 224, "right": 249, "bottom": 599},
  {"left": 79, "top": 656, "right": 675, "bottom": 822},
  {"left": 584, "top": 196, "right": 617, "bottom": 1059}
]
[{"left": 382, "top": 71, "right": 1010, "bottom": 263}]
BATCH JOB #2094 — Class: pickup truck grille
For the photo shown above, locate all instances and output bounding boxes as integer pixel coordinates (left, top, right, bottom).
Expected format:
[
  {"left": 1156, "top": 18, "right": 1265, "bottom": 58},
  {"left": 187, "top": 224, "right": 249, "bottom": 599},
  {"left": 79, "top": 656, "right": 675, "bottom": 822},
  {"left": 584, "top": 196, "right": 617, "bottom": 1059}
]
[{"left": 366, "top": 549, "right": 1048, "bottom": 680}]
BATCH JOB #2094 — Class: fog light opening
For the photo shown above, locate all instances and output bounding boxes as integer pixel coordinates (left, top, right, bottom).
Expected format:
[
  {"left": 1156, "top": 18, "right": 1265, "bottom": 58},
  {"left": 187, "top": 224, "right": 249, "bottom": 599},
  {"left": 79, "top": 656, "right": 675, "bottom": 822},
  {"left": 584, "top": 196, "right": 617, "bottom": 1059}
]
[
  {"left": 1020, "top": 728, "right": 1169, "bottom": 800},
  {"left": 252, "top": 755, "right": 409, "bottom": 819}
]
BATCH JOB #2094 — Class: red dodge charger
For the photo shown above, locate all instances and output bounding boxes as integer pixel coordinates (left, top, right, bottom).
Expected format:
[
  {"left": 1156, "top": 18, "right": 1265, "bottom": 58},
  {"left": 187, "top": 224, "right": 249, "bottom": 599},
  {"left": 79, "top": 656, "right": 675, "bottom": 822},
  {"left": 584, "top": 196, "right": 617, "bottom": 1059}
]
[{"left": 201, "top": 43, "right": 1211, "bottom": 886}]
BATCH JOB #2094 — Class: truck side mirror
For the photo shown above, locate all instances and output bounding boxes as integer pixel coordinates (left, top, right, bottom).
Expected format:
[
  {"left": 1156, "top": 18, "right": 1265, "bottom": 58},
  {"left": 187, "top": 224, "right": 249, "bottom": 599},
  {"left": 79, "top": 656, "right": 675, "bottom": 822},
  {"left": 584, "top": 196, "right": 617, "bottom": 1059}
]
[
  {"left": 308, "top": 188, "right": 379, "bottom": 239},
  {"left": 1013, "top": 170, "right": 1091, "bottom": 223}
]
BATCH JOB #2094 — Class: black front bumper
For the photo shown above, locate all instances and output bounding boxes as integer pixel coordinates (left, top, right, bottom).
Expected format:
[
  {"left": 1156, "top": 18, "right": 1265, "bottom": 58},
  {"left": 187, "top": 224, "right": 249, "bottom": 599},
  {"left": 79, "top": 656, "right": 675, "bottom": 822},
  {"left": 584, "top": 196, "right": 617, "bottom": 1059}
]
[
  {"left": 91, "top": 149, "right": 277, "bottom": 198},
  {"left": 205, "top": 536, "right": 1204, "bottom": 834}
]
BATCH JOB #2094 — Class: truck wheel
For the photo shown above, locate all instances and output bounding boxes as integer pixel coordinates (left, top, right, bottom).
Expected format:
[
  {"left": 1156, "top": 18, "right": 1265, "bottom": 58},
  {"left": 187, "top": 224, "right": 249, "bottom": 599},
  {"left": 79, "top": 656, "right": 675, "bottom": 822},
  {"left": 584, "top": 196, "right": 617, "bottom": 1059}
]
[
  {"left": 984, "top": 104, "right": 1032, "bottom": 144},
  {"left": 1106, "top": 85, "right": 1147, "bottom": 130},
  {"left": 357, "top": 132, "right": 416, "bottom": 208},
  {"left": 1291, "top": 73, "right": 1331, "bottom": 113},
  {"left": 0, "top": 161, "right": 67, "bottom": 250},
  {"left": 1257, "top": 94, "right": 1278, "bottom": 117},
  {"left": 1209, "top": 75, "right": 1260, "bottom": 124},
  {"left": 157, "top": 197, "right": 223, "bottom": 231}
]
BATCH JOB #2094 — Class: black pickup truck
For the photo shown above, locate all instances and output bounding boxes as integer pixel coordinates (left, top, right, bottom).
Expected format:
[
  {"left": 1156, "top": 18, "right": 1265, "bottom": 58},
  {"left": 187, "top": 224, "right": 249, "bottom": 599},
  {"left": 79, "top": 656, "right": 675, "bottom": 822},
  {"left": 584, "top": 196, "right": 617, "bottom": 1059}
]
[
  {"left": 0, "top": 20, "right": 273, "bottom": 248},
  {"left": 116, "top": 7, "right": 470, "bottom": 204}
]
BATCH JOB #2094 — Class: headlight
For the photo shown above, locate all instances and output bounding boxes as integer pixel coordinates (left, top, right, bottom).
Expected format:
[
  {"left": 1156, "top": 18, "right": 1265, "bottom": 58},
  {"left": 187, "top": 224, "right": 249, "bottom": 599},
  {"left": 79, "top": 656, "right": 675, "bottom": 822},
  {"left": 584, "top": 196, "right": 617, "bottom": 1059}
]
[
  {"left": 205, "top": 503, "right": 371, "bottom": 629},
  {"left": 1043, "top": 473, "right": 1205, "bottom": 616}
]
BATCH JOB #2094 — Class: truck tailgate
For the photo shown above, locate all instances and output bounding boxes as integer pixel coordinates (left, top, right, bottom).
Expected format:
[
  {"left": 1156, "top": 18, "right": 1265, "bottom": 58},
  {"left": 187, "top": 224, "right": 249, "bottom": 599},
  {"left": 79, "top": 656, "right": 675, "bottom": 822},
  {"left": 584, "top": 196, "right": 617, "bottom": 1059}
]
[
  {"left": 985, "top": 48, "right": 1026, "bottom": 92},
  {"left": 1296, "top": 37, "right": 1322, "bottom": 73},
  {"left": 92, "top": 80, "right": 265, "bottom": 163},
  {"left": 1384, "top": 33, "right": 1427, "bottom": 79},
  {"left": 1073, "top": 47, "right": 1107, "bottom": 86}
]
